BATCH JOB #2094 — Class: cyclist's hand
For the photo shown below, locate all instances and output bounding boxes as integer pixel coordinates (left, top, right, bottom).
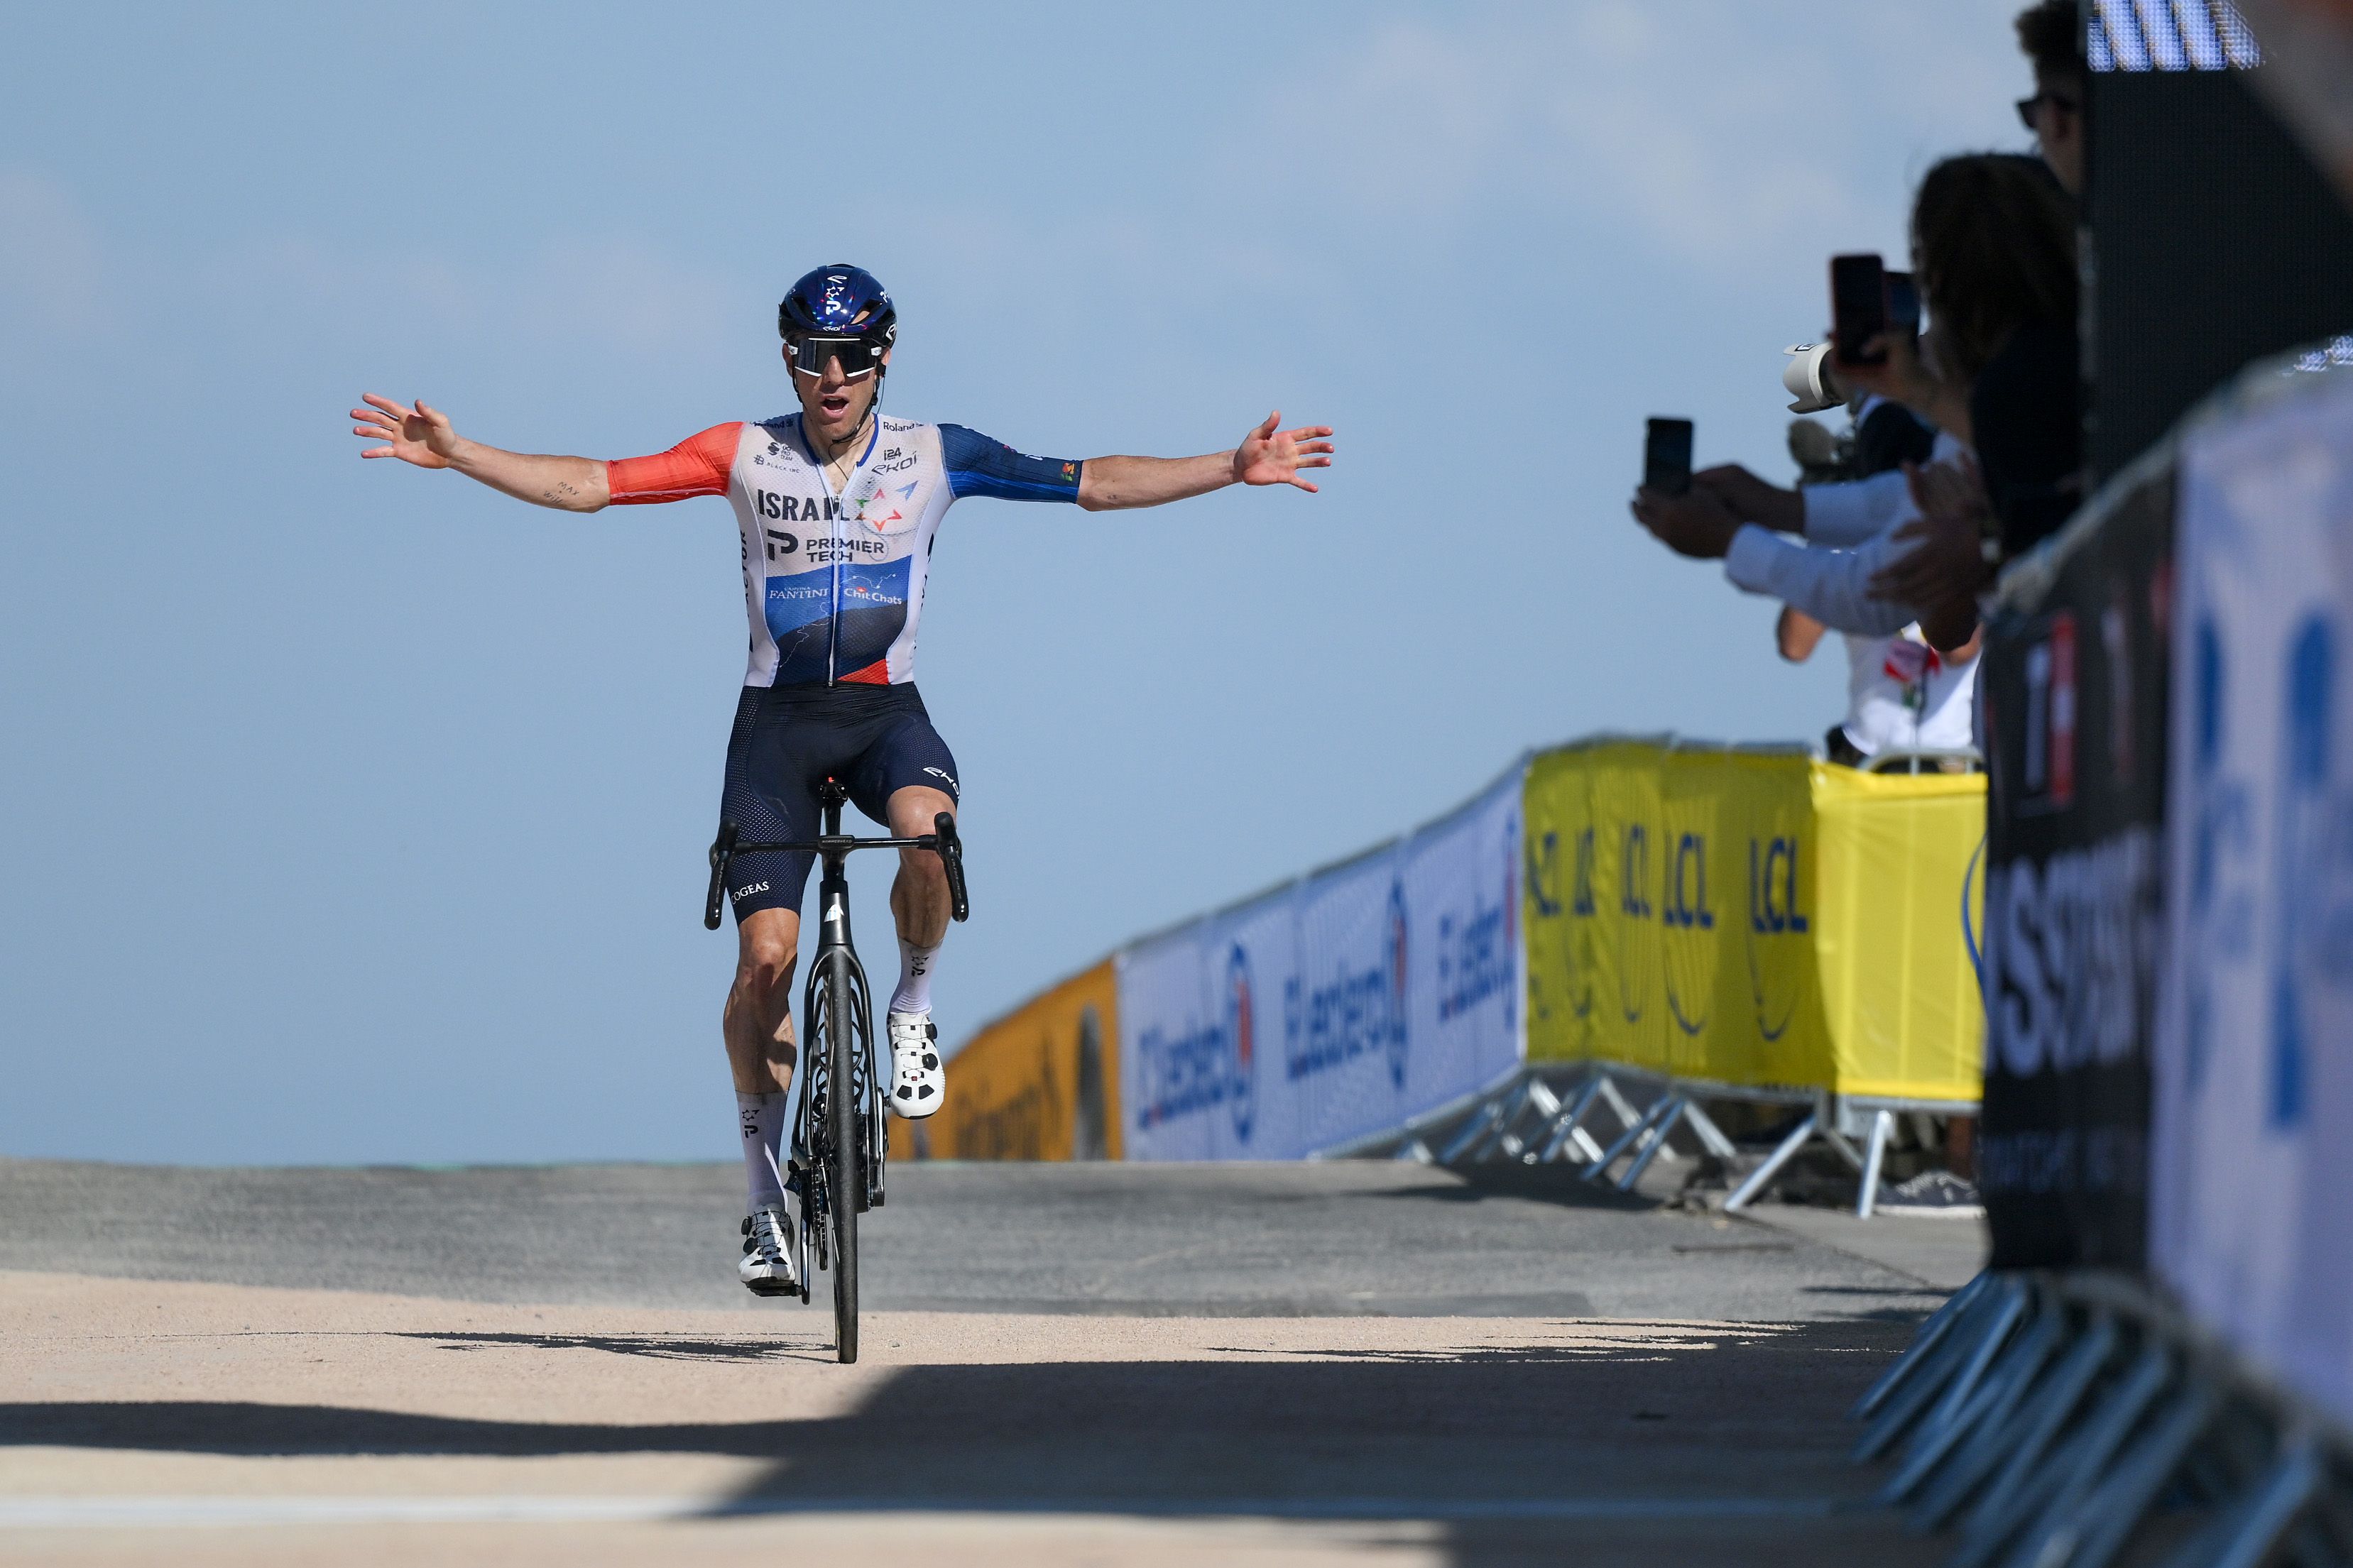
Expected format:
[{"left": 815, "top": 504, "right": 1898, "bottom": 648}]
[
  {"left": 1233, "top": 410, "right": 1334, "bottom": 493},
  {"left": 352, "top": 393, "right": 460, "bottom": 469}
]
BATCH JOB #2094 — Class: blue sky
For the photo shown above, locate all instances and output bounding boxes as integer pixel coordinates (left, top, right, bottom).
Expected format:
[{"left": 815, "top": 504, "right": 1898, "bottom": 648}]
[{"left": 0, "top": 2, "right": 2028, "bottom": 1163}]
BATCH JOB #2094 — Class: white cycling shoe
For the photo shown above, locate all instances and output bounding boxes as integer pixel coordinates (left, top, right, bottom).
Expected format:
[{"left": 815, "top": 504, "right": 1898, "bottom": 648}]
[
  {"left": 738, "top": 1203, "right": 798, "bottom": 1297},
  {"left": 888, "top": 1011, "right": 946, "bottom": 1119}
]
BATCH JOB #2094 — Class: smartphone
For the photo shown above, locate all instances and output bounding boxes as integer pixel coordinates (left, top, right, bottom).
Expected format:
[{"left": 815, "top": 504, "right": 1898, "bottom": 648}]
[
  {"left": 1887, "top": 270, "right": 1921, "bottom": 335},
  {"left": 1643, "top": 417, "right": 1694, "bottom": 495},
  {"left": 1830, "top": 252, "right": 1888, "bottom": 364}
]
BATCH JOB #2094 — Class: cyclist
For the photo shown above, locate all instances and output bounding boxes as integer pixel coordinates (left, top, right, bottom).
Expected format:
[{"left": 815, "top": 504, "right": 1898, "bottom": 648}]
[{"left": 351, "top": 263, "right": 1333, "bottom": 1295}]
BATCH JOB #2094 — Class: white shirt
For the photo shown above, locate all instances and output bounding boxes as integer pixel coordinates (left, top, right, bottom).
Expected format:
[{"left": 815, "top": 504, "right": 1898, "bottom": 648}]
[
  {"left": 1721, "top": 432, "right": 1969, "bottom": 637},
  {"left": 1840, "top": 630, "right": 1980, "bottom": 755}
]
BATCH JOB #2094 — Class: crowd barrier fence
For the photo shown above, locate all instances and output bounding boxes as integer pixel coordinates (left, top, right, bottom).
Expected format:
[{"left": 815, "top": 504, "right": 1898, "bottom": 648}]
[
  {"left": 919, "top": 737, "right": 1986, "bottom": 1225},
  {"left": 1857, "top": 349, "right": 2353, "bottom": 1564},
  {"left": 1521, "top": 740, "right": 1985, "bottom": 1100},
  {"left": 1115, "top": 761, "right": 1526, "bottom": 1162}
]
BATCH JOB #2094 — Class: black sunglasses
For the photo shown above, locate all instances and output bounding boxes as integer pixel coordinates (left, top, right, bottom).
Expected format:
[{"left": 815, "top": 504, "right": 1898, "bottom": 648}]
[
  {"left": 2016, "top": 91, "right": 2081, "bottom": 130},
  {"left": 786, "top": 333, "right": 887, "bottom": 380}
]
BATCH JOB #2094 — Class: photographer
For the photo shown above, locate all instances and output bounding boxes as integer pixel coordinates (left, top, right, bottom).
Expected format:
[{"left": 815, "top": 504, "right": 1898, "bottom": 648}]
[{"left": 1630, "top": 152, "right": 2078, "bottom": 652}]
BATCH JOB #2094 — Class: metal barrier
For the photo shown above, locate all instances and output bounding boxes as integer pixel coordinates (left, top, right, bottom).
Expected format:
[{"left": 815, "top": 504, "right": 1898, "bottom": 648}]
[
  {"left": 1345, "top": 1060, "right": 1976, "bottom": 1217},
  {"left": 1854, "top": 1268, "right": 2353, "bottom": 1567}
]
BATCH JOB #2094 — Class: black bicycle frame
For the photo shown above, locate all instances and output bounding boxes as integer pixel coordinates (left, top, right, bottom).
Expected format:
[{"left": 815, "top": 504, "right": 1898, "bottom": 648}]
[{"left": 699, "top": 779, "right": 967, "bottom": 1353}]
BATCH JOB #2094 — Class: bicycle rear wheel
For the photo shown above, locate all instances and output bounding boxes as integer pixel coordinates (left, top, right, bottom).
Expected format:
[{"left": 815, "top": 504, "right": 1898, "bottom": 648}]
[{"left": 826, "top": 955, "right": 863, "bottom": 1364}]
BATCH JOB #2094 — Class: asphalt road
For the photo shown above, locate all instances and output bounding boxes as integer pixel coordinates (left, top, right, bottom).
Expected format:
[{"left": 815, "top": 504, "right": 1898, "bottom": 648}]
[
  {"left": 0, "top": 1157, "right": 1952, "bottom": 1320},
  {"left": 0, "top": 1158, "right": 1972, "bottom": 1566}
]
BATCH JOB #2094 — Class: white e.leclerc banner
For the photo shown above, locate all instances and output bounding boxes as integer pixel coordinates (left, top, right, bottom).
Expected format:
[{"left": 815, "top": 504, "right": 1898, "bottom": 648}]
[
  {"left": 2156, "top": 361, "right": 2353, "bottom": 1430},
  {"left": 1119, "top": 762, "right": 1525, "bottom": 1161}
]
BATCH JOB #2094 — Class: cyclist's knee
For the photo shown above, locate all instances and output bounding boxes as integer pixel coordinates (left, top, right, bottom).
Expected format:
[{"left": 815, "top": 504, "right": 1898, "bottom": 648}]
[
  {"left": 897, "top": 843, "right": 949, "bottom": 889},
  {"left": 885, "top": 784, "right": 955, "bottom": 838},
  {"left": 733, "top": 911, "right": 799, "bottom": 999}
]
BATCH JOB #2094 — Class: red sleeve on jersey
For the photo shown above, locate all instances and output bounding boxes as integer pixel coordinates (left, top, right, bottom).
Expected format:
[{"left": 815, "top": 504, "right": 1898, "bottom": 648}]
[{"left": 604, "top": 423, "right": 743, "bottom": 504}]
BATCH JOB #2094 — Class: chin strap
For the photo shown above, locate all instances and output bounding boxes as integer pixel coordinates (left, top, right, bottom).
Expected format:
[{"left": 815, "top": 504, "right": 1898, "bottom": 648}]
[{"left": 815, "top": 409, "right": 878, "bottom": 480}]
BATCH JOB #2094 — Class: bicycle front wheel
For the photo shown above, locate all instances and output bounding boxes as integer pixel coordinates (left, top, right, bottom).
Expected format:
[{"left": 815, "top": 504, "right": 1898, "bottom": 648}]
[{"left": 826, "top": 955, "right": 863, "bottom": 1364}]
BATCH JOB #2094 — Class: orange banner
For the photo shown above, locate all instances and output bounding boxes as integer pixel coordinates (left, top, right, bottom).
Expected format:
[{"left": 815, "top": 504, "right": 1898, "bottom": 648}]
[{"left": 891, "top": 958, "right": 1122, "bottom": 1160}]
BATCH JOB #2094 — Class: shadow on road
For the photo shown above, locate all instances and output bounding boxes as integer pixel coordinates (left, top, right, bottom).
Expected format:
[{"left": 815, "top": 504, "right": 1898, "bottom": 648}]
[
  {"left": 0, "top": 1317, "right": 1937, "bottom": 1565},
  {"left": 1370, "top": 1167, "right": 1659, "bottom": 1212},
  {"left": 387, "top": 1329, "right": 829, "bottom": 1364}
]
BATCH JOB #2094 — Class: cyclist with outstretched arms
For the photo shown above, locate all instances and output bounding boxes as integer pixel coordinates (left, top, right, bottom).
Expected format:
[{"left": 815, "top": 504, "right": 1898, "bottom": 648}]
[{"left": 351, "top": 264, "right": 1333, "bottom": 1296}]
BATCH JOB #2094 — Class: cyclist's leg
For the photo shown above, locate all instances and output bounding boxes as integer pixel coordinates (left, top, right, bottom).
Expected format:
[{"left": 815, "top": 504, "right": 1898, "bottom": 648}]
[
  {"left": 729, "top": 905, "right": 802, "bottom": 1294},
  {"left": 885, "top": 783, "right": 957, "bottom": 965},
  {"left": 844, "top": 711, "right": 959, "bottom": 1002},
  {"left": 718, "top": 686, "right": 824, "bottom": 1227},
  {"left": 724, "top": 906, "right": 800, "bottom": 1095},
  {"left": 846, "top": 702, "right": 960, "bottom": 1117}
]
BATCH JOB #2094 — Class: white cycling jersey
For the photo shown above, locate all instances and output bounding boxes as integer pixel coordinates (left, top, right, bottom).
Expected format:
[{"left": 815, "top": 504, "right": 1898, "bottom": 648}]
[{"left": 606, "top": 413, "right": 1082, "bottom": 686}]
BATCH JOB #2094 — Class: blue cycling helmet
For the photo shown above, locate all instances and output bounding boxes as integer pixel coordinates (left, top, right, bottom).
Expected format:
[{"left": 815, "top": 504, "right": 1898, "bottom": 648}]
[{"left": 777, "top": 263, "right": 897, "bottom": 380}]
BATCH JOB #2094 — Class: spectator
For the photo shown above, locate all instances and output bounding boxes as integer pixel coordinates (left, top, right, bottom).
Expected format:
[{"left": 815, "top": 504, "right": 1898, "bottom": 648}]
[
  {"left": 2015, "top": 0, "right": 2085, "bottom": 198},
  {"left": 1855, "top": 150, "right": 2082, "bottom": 633},
  {"left": 1629, "top": 153, "right": 2079, "bottom": 651},
  {"left": 1766, "top": 402, "right": 1980, "bottom": 767}
]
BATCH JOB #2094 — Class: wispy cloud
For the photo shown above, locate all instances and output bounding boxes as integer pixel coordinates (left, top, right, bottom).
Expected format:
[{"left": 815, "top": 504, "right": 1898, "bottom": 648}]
[
  {"left": 1250, "top": 1, "right": 2024, "bottom": 270},
  {"left": 0, "top": 173, "right": 736, "bottom": 375}
]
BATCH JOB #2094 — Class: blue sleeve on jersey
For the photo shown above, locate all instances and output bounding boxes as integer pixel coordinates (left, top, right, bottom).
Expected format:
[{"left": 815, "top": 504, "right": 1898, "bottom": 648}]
[{"left": 940, "top": 424, "right": 1083, "bottom": 503}]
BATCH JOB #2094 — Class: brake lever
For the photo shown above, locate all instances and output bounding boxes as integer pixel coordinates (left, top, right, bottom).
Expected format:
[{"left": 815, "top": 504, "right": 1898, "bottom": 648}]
[
  {"left": 704, "top": 822, "right": 740, "bottom": 931},
  {"left": 934, "top": 812, "right": 970, "bottom": 923}
]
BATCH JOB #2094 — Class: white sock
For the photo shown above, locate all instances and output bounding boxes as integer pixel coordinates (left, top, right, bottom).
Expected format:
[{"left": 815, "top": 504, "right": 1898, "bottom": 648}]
[
  {"left": 891, "top": 934, "right": 941, "bottom": 1016},
  {"left": 736, "top": 1091, "right": 786, "bottom": 1211}
]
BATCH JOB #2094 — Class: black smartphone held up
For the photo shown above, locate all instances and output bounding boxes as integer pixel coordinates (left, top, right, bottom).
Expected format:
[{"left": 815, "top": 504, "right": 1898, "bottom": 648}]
[
  {"left": 1643, "top": 417, "right": 1694, "bottom": 495},
  {"left": 1830, "top": 252, "right": 1888, "bottom": 364},
  {"left": 1887, "top": 270, "right": 1921, "bottom": 335}
]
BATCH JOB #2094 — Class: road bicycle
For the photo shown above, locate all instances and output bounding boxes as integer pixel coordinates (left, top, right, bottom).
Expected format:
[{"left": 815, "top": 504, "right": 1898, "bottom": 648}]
[{"left": 702, "top": 778, "right": 968, "bottom": 1364}]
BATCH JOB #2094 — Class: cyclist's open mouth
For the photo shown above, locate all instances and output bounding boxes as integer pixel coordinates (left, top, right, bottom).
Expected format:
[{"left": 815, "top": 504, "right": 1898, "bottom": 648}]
[{"left": 820, "top": 392, "right": 853, "bottom": 420}]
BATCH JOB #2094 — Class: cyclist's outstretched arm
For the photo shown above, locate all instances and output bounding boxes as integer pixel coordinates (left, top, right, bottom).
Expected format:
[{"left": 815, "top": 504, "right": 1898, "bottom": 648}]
[
  {"left": 351, "top": 394, "right": 611, "bottom": 512},
  {"left": 1076, "top": 410, "right": 1333, "bottom": 512}
]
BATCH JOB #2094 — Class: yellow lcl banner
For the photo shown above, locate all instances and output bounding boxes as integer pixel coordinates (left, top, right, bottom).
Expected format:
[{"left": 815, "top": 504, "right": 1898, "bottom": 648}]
[
  {"left": 891, "top": 958, "right": 1123, "bottom": 1160},
  {"left": 1522, "top": 742, "right": 1985, "bottom": 1102}
]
